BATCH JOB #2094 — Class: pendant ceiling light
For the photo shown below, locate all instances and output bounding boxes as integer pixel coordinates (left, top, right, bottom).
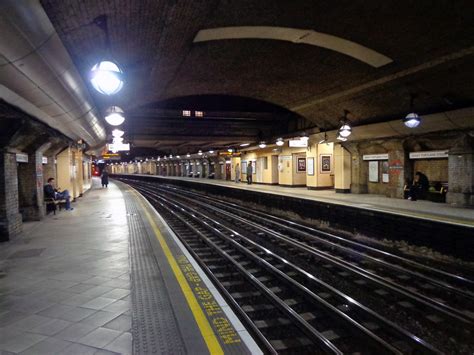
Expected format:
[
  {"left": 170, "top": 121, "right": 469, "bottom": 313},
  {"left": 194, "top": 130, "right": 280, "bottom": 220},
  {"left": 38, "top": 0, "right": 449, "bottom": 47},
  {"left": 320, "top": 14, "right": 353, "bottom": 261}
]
[
  {"left": 403, "top": 94, "right": 421, "bottom": 128},
  {"left": 338, "top": 110, "right": 352, "bottom": 138},
  {"left": 105, "top": 106, "right": 125, "bottom": 126},
  {"left": 259, "top": 142, "right": 267, "bottom": 149},
  {"left": 89, "top": 16, "right": 124, "bottom": 95},
  {"left": 112, "top": 129, "right": 124, "bottom": 137},
  {"left": 276, "top": 138, "right": 284, "bottom": 146},
  {"left": 90, "top": 60, "right": 124, "bottom": 95}
]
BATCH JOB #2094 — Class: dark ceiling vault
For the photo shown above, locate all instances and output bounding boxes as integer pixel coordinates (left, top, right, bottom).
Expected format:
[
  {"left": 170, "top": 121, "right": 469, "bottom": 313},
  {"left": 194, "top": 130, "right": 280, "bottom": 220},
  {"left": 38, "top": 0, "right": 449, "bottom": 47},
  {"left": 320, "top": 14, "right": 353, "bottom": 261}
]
[{"left": 40, "top": 0, "right": 474, "bottom": 154}]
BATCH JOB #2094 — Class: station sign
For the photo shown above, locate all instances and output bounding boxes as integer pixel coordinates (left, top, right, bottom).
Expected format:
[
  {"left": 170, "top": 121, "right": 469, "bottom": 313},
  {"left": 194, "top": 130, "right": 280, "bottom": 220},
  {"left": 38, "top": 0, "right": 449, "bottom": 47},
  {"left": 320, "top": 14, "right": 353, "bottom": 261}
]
[
  {"left": 42, "top": 156, "right": 48, "bottom": 164},
  {"left": 16, "top": 153, "right": 28, "bottom": 163},
  {"left": 107, "top": 143, "right": 130, "bottom": 152},
  {"left": 409, "top": 150, "right": 448, "bottom": 159},
  {"left": 102, "top": 153, "right": 121, "bottom": 160},
  {"left": 363, "top": 154, "right": 388, "bottom": 161},
  {"left": 289, "top": 138, "right": 308, "bottom": 148}
]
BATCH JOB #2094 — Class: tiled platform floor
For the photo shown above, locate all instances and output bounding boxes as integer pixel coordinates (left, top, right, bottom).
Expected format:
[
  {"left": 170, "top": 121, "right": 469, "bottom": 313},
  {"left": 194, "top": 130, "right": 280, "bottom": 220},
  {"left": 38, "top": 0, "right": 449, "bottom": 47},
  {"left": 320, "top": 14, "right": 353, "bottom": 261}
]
[{"left": 0, "top": 180, "right": 131, "bottom": 354}]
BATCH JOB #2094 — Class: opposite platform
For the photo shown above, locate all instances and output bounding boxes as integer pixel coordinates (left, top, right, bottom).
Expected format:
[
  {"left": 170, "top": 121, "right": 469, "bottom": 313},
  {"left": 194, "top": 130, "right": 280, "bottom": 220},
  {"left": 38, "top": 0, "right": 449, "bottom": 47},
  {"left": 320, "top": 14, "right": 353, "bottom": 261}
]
[{"left": 122, "top": 174, "right": 474, "bottom": 227}]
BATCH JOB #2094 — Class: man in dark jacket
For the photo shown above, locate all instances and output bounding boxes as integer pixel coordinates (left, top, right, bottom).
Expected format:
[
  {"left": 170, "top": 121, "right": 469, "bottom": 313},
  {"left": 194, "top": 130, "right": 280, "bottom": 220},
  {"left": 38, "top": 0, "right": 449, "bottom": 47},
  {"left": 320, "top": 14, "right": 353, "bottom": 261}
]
[
  {"left": 408, "top": 171, "right": 429, "bottom": 201},
  {"left": 246, "top": 161, "right": 253, "bottom": 184},
  {"left": 44, "top": 178, "right": 73, "bottom": 210}
]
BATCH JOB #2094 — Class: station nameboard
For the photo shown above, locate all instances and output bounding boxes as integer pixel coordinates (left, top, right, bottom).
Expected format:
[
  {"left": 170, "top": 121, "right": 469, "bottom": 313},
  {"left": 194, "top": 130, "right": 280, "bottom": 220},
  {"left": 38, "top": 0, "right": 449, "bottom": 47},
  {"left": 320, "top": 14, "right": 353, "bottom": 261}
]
[
  {"left": 363, "top": 154, "right": 389, "bottom": 160},
  {"left": 16, "top": 153, "right": 28, "bottom": 163},
  {"left": 409, "top": 150, "right": 448, "bottom": 159},
  {"left": 107, "top": 143, "right": 130, "bottom": 152},
  {"left": 289, "top": 138, "right": 308, "bottom": 148}
]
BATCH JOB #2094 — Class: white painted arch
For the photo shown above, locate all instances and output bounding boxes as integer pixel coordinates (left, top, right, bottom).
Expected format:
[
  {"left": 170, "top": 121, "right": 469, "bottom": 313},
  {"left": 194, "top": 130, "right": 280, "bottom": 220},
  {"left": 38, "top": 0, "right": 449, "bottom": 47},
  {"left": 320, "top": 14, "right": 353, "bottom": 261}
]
[{"left": 194, "top": 26, "right": 393, "bottom": 68}]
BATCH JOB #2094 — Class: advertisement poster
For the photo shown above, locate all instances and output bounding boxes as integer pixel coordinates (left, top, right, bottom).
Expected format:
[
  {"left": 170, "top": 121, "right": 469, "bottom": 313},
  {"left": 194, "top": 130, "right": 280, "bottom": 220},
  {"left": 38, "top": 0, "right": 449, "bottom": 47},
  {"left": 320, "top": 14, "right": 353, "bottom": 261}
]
[
  {"left": 320, "top": 155, "right": 331, "bottom": 173},
  {"left": 369, "top": 161, "right": 379, "bottom": 182},
  {"left": 307, "top": 157, "right": 314, "bottom": 176},
  {"left": 297, "top": 157, "right": 306, "bottom": 172}
]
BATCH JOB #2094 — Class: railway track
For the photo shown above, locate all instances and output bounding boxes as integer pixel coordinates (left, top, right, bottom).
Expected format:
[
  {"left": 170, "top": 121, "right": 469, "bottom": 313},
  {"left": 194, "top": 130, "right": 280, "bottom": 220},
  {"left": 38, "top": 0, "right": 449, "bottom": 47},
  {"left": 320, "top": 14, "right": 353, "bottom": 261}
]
[{"left": 118, "top": 178, "right": 474, "bottom": 353}]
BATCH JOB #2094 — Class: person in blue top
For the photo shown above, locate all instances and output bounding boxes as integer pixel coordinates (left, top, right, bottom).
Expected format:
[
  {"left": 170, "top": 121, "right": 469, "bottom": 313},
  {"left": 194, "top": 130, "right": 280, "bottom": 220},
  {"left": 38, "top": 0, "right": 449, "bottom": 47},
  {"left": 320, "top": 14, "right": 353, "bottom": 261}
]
[{"left": 44, "top": 178, "right": 73, "bottom": 210}]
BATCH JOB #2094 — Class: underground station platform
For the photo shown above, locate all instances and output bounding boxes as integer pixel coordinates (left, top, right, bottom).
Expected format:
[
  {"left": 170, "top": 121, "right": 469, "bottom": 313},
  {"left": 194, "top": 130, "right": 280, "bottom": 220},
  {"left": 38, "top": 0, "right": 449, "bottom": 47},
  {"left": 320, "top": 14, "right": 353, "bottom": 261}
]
[
  {"left": 1, "top": 176, "right": 474, "bottom": 354},
  {"left": 0, "top": 179, "right": 259, "bottom": 355}
]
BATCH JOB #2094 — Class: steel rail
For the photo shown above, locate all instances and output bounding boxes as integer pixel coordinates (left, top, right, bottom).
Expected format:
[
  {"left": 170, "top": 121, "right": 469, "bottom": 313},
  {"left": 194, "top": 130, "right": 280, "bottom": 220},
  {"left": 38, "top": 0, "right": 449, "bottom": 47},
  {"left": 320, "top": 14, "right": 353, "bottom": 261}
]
[
  {"left": 133, "top": 182, "right": 473, "bottom": 324},
  {"left": 163, "top": 182, "right": 474, "bottom": 290},
  {"left": 133, "top": 183, "right": 441, "bottom": 354}
]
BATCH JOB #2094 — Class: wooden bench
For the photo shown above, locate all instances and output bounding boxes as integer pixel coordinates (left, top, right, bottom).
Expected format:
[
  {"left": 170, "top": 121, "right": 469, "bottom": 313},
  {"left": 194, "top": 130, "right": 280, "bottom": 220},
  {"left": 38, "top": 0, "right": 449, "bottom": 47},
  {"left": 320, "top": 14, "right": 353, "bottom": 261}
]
[
  {"left": 44, "top": 198, "right": 67, "bottom": 215},
  {"left": 426, "top": 182, "right": 448, "bottom": 203}
]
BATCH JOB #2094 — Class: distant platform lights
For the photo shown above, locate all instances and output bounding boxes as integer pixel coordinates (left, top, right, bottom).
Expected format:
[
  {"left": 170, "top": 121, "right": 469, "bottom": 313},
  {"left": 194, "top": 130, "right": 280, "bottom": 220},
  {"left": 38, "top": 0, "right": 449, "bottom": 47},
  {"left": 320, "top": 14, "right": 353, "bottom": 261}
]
[{"left": 182, "top": 110, "right": 204, "bottom": 117}]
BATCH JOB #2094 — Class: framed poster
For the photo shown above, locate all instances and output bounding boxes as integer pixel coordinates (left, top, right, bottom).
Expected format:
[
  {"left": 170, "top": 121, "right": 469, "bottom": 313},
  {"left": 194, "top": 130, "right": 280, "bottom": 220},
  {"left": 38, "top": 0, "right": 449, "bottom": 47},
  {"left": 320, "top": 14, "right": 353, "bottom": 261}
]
[
  {"left": 307, "top": 157, "right": 314, "bottom": 176},
  {"left": 369, "top": 161, "right": 379, "bottom": 182},
  {"left": 297, "top": 157, "right": 306, "bottom": 172},
  {"left": 320, "top": 155, "right": 331, "bottom": 174},
  {"left": 382, "top": 161, "right": 389, "bottom": 183}
]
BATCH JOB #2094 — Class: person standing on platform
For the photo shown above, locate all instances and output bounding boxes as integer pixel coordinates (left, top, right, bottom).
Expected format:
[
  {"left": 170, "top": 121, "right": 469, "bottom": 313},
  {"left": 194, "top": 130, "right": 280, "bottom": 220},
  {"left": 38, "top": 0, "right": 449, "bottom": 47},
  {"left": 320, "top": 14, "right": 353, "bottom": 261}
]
[
  {"left": 101, "top": 170, "right": 109, "bottom": 188},
  {"left": 246, "top": 161, "right": 253, "bottom": 185},
  {"left": 235, "top": 163, "right": 240, "bottom": 183}
]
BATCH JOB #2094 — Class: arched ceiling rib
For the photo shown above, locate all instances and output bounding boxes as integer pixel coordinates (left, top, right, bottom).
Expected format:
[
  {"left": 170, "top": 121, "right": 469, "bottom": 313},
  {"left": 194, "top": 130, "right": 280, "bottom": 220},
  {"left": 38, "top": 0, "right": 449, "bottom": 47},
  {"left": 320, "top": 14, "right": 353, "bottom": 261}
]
[{"left": 194, "top": 26, "right": 393, "bottom": 68}]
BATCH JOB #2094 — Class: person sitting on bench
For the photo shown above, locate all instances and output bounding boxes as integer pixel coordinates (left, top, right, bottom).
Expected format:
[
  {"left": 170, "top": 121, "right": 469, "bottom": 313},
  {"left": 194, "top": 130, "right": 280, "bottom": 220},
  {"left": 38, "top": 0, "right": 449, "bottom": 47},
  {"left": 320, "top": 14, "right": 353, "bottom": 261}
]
[
  {"left": 44, "top": 178, "right": 73, "bottom": 211},
  {"left": 407, "top": 171, "right": 429, "bottom": 201}
]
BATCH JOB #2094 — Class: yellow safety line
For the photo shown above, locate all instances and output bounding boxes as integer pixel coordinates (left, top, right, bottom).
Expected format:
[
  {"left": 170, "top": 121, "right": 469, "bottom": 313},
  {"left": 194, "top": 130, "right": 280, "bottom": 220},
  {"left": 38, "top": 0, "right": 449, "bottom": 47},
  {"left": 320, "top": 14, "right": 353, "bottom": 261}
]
[{"left": 132, "top": 190, "right": 224, "bottom": 355}]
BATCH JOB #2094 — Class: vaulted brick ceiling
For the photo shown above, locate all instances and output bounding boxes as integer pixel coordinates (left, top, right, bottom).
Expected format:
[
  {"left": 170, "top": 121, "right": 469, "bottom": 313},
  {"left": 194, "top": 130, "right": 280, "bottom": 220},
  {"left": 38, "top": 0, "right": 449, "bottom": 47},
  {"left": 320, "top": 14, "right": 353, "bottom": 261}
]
[{"left": 40, "top": 0, "right": 474, "bottom": 153}]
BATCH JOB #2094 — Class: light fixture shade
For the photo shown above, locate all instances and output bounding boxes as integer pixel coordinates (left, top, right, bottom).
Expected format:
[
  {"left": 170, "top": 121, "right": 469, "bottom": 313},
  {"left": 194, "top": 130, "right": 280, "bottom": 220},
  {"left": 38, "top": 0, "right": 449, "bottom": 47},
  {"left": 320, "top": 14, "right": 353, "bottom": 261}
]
[
  {"left": 90, "top": 61, "right": 124, "bottom": 95},
  {"left": 112, "top": 129, "right": 124, "bottom": 137},
  {"left": 403, "top": 112, "right": 421, "bottom": 128},
  {"left": 198, "top": 150, "right": 203, "bottom": 155},
  {"left": 259, "top": 142, "right": 267, "bottom": 149},
  {"left": 300, "top": 133, "right": 309, "bottom": 141},
  {"left": 337, "top": 134, "right": 347, "bottom": 141},
  {"left": 105, "top": 106, "right": 125, "bottom": 126},
  {"left": 338, "top": 124, "right": 352, "bottom": 138},
  {"left": 186, "top": 153, "right": 190, "bottom": 158},
  {"left": 112, "top": 137, "right": 123, "bottom": 144},
  {"left": 276, "top": 138, "right": 284, "bottom": 146},
  {"left": 227, "top": 148, "right": 233, "bottom": 153},
  {"left": 209, "top": 150, "right": 214, "bottom": 154}
]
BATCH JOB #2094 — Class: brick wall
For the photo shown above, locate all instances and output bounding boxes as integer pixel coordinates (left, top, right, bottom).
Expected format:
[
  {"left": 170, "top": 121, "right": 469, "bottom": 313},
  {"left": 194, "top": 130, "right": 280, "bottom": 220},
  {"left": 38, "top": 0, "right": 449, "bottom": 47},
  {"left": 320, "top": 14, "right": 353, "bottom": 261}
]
[
  {"left": 413, "top": 159, "right": 448, "bottom": 182},
  {"left": 0, "top": 152, "right": 22, "bottom": 240},
  {"left": 17, "top": 151, "right": 45, "bottom": 221}
]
